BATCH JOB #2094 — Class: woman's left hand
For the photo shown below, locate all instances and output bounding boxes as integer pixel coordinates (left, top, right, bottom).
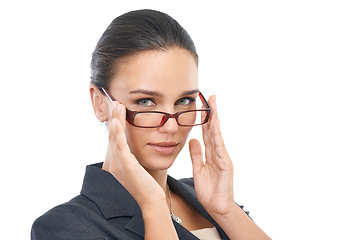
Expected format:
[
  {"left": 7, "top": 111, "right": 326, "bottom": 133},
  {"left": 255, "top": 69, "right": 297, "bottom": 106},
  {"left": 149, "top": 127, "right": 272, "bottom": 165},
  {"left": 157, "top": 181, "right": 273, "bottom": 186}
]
[{"left": 189, "top": 95, "right": 235, "bottom": 217}]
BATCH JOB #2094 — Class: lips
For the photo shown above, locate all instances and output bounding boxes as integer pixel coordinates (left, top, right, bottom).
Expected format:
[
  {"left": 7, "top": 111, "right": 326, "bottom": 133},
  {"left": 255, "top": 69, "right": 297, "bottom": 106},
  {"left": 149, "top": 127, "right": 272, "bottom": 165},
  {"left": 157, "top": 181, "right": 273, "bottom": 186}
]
[{"left": 148, "top": 142, "right": 179, "bottom": 155}]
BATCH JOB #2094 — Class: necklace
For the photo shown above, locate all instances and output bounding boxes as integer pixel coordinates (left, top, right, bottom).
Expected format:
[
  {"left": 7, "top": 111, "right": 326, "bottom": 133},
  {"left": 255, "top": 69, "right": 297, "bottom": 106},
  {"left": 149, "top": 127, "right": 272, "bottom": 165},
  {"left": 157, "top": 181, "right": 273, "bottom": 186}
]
[{"left": 167, "top": 184, "right": 183, "bottom": 225}]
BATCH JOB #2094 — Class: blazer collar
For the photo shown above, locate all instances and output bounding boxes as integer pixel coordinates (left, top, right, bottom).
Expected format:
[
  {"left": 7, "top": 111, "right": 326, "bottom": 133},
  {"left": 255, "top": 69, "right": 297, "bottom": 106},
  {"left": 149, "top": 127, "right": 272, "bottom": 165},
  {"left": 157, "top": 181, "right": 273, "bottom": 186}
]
[
  {"left": 80, "top": 163, "right": 145, "bottom": 237},
  {"left": 80, "top": 163, "right": 229, "bottom": 239}
]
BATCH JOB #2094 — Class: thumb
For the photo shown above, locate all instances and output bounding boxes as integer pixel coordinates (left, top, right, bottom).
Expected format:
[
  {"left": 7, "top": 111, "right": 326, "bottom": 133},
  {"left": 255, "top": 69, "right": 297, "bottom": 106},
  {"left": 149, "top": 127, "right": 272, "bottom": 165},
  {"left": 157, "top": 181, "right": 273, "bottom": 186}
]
[{"left": 189, "top": 139, "right": 204, "bottom": 175}]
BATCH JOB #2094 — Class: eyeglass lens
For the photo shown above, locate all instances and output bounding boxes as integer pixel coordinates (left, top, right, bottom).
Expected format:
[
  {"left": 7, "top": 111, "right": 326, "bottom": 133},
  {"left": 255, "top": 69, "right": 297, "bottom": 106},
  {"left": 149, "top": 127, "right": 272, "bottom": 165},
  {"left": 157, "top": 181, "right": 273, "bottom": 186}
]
[
  {"left": 133, "top": 110, "right": 209, "bottom": 127},
  {"left": 132, "top": 94, "right": 209, "bottom": 127}
]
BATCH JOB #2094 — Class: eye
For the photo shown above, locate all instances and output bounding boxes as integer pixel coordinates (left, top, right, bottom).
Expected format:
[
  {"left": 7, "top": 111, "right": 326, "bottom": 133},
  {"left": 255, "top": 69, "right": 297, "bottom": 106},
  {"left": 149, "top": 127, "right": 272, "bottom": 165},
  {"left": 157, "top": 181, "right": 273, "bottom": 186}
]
[
  {"left": 175, "top": 97, "right": 195, "bottom": 106},
  {"left": 136, "top": 98, "right": 156, "bottom": 107}
]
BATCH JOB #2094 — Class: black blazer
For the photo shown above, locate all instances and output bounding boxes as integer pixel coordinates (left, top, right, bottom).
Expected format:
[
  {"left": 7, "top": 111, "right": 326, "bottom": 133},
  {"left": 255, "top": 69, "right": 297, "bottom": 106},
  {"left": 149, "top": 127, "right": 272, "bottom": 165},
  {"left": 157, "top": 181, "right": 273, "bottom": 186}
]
[{"left": 31, "top": 163, "right": 249, "bottom": 239}]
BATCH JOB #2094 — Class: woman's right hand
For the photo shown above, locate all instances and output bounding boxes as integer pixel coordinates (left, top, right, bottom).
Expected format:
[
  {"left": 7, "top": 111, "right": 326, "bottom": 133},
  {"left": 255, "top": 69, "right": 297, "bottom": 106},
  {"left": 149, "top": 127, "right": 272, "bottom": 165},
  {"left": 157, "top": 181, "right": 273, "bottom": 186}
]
[
  {"left": 102, "top": 101, "right": 166, "bottom": 208},
  {"left": 102, "top": 101, "right": 179, "bottom": 239}
]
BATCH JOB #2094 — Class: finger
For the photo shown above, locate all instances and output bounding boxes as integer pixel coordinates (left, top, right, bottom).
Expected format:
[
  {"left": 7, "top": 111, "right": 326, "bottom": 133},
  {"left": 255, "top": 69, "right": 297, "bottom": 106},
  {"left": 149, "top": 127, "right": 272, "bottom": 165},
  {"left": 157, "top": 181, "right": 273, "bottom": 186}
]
[
  {"left": 202, "top": 109, "right": 210, "bottom": 146},
  {"left": 189, "top": 139, "right": 204, "bottom": 175},
  {"left": 108, "top": 118, "right": 118, "bottom": 145},
  {"left": 201, "top": 118, "right": 212, "bottom": 163},
  {"left": 212, "top": 119, "right": 227, "bottom": 158},
  {"left": 202, "top": 95, "right": 217, "bottom": 141},
  {"left": 110, "top": 100, "right": 119, "bottom": 121},
  {"left": 208, "top": 95, "right": 220, "bottom": 144},
  {"left": 211, "top": 119, "right": 233, "bottom": 171},
  {"left": 114, "top": 117, "right": 133, "bottom": 159},
  {"left": 108, "top": 102, "right": 126, "bottom": 158},
  {"left": 208, "top": 95, "right": 218, "bottom": 121},
  {"left": 117, "top": 103, "right": 126, "bottom": 130},
  {"left": 106, "top": 118, "right": 119, "bottom": 172},
  {"left": 201, "top": 95, "right": 217, "bottom": 158}
]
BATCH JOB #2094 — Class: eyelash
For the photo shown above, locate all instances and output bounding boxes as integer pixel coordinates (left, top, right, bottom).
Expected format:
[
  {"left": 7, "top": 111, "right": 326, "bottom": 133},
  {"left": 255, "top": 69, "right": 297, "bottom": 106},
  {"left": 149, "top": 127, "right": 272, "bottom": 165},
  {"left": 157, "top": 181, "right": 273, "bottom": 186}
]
[
  {"left": 135, "top": 97, "right": 196, "bottom": 107},
  {"left": 175, "top": 97, "right": 196, "bottom": 105},
  {"left": 135, "top": 98, "right": 155, "bottom": 107}
]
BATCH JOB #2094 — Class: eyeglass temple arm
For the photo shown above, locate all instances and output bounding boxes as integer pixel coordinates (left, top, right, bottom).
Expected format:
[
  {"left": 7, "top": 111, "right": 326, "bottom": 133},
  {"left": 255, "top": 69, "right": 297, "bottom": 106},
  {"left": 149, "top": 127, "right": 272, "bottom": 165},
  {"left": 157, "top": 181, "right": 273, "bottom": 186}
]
[
  {"left": 101, "top": 87, "right": 117, "bottom": 102},
  {"left": 199, "top": 92, "right": 211, "bottom": 109},
  {"left": 101, "top": 87, "right": 135, "bottom": 124}
]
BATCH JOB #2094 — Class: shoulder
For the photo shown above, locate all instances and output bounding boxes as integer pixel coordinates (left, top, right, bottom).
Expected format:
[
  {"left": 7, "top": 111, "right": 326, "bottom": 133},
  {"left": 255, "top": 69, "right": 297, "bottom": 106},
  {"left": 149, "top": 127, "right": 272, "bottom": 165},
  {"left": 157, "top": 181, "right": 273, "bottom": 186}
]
[{"left": 31, "top": 195, "right": 103, "bottom": 240}]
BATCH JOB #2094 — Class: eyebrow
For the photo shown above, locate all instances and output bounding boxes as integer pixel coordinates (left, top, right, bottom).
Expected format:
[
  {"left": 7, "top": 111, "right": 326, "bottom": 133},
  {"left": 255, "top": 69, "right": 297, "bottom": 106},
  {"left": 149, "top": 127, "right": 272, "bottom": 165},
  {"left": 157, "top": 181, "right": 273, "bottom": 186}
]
[
  {"left": 129, "top": 89, "right": 200, "bottom": 97},
  {"left": 129, "top": 89, "right": 163, "bottom": 97},
  {"left": 182, "top": 89, "right": 200, "bottom": 96}
]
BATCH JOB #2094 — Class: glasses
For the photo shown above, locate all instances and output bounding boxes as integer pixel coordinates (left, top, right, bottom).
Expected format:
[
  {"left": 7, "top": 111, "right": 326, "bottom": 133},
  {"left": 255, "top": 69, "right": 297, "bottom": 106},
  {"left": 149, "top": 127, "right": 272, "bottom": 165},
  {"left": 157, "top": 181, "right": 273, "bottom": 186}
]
[{"left": 101, "top": 88, "right": 211, "bottom": 128}]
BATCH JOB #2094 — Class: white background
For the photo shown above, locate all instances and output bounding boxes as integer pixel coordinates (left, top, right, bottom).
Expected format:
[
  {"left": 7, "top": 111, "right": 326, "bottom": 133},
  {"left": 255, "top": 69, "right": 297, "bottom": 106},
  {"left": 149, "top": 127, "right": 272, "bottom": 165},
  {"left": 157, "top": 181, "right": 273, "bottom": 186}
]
[{"left": 1, "top": 0, "right": 340, "bottom": 239}]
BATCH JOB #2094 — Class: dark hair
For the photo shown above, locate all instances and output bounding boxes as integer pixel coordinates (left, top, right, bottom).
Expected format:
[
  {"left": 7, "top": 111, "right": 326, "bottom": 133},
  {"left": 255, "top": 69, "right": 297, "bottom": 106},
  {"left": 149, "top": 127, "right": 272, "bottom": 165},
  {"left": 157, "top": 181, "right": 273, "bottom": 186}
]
[{"left": 90, "top": 9, "right": 198, "bottom": 91}]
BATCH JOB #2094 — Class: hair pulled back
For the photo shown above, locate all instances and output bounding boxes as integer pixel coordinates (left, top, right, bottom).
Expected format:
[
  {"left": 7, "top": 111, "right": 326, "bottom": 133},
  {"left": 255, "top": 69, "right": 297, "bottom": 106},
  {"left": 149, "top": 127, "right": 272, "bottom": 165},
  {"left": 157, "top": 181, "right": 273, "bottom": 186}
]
[{"left": 90, "top": 9, "right": 198, "bottom": 91}]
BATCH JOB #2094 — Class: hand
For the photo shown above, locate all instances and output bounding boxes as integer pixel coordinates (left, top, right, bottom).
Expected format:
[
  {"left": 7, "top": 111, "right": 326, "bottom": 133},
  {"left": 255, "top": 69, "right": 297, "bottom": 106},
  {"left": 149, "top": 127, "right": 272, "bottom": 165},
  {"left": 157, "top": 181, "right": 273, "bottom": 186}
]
[
  {"left": 102, "top": 101, "right": 166, "bottom": 207},
  {"left": 102, "top": 101, "right": 179, "bottom": 239},
  {"left": 189, "top": 95, "right": 235, "bottom": 216}
]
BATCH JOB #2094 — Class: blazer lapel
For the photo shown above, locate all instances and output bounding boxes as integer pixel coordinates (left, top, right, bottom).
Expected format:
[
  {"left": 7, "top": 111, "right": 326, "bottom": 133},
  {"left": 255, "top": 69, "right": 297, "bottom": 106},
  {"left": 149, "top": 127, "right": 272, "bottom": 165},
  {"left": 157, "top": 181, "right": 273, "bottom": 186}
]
[
  {"left": 81, "top": 164, "right": 230, "bottom": 239},
  {"left": 123, "top": 204, "right": 145, "bottom": 237},
  {"left": 81, "top": 163, "right": 145, "bottom": 238}
]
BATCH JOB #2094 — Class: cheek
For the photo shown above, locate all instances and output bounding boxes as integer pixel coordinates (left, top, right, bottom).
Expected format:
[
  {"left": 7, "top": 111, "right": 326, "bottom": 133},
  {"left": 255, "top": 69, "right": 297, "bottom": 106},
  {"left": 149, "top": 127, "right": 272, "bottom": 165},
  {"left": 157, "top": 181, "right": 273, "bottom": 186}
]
[
  {"left": 124, "top": 125, "right": 193, "bottom": 159},
  {"left": 181, "top": 127, "right": 193, "bottom": 139},
  {"left": 125, "top": 125, "right": 147, "bottom": 154}
]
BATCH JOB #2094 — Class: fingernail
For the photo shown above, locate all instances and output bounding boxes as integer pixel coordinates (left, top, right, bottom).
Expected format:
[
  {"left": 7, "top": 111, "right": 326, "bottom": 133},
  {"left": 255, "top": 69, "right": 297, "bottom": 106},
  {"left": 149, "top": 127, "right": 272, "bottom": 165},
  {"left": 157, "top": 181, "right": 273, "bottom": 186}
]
[
  {"left": 112, "top": 101, "right": 117, "bottom": 110},
  {"left": 112, "top": 118, "right": 117, "bottom": 126}
]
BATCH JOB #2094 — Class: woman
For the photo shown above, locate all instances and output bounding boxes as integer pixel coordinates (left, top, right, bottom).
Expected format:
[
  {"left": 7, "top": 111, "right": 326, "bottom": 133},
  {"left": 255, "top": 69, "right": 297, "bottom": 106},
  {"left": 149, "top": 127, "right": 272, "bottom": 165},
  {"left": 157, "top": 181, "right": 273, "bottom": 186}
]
[{"left": 31, "top": 9, "right": 270, "bottom": 240}]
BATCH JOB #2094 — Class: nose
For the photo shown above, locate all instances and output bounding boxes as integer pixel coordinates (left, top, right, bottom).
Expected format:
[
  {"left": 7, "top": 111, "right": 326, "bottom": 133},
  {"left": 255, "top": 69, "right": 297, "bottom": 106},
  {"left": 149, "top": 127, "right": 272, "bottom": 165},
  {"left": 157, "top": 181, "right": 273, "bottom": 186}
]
[{"left": 158, "top": 115, "right": 179, "bottom": 134}]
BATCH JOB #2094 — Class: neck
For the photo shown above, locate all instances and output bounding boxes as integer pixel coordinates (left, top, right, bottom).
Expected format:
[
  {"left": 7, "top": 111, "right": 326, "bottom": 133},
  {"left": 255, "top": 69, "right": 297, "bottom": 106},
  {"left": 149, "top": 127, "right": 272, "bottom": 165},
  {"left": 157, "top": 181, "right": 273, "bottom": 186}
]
[{"left": 145, "top": 168, "right": 169, "bottom": 193}]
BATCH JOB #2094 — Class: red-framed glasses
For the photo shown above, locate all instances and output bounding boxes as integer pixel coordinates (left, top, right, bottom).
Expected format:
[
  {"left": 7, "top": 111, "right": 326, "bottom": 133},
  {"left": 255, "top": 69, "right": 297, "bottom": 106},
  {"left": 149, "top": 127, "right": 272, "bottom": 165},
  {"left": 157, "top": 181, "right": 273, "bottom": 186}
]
[{"left": 101, "top": 87, "right": 211, "bottom": 128}]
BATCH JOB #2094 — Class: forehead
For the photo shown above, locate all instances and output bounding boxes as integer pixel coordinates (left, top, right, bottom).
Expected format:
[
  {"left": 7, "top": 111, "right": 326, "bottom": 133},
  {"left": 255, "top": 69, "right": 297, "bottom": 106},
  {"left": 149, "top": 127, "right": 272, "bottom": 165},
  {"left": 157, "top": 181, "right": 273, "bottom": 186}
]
[{"left": 109, "top": 47, "right": 198, "bottom": 98}]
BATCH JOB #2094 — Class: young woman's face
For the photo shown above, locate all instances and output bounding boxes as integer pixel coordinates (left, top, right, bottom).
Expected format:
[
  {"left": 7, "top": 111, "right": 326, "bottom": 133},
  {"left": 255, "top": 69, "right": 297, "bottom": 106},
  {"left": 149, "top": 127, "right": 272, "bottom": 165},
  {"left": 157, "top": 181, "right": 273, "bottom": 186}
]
[{"left": 108, "top": 47, "right": 198, "bottom": 172}]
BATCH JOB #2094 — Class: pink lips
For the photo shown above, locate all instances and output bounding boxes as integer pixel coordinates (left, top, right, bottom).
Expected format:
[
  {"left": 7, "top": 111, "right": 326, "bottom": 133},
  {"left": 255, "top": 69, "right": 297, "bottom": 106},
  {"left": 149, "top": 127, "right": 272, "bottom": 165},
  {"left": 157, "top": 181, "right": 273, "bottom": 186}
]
[{"left": 148, "top": 142, "right": 179, "bottom": 155}]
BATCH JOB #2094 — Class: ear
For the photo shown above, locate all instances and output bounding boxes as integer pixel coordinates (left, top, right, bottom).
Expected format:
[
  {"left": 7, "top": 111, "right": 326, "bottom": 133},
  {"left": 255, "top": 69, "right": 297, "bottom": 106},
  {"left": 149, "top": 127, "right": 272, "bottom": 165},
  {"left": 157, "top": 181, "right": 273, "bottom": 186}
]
[{"left": 89, "top": 84, "right": 110, "bottom": 122}]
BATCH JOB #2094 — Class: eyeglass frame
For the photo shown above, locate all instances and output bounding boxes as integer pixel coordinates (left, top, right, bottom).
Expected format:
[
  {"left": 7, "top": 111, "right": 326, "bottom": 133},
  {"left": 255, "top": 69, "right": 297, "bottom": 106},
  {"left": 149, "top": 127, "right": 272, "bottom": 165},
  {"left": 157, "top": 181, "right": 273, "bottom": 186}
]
[{"left": 101, "top": 87, "right": 211, "bottom": 128}]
